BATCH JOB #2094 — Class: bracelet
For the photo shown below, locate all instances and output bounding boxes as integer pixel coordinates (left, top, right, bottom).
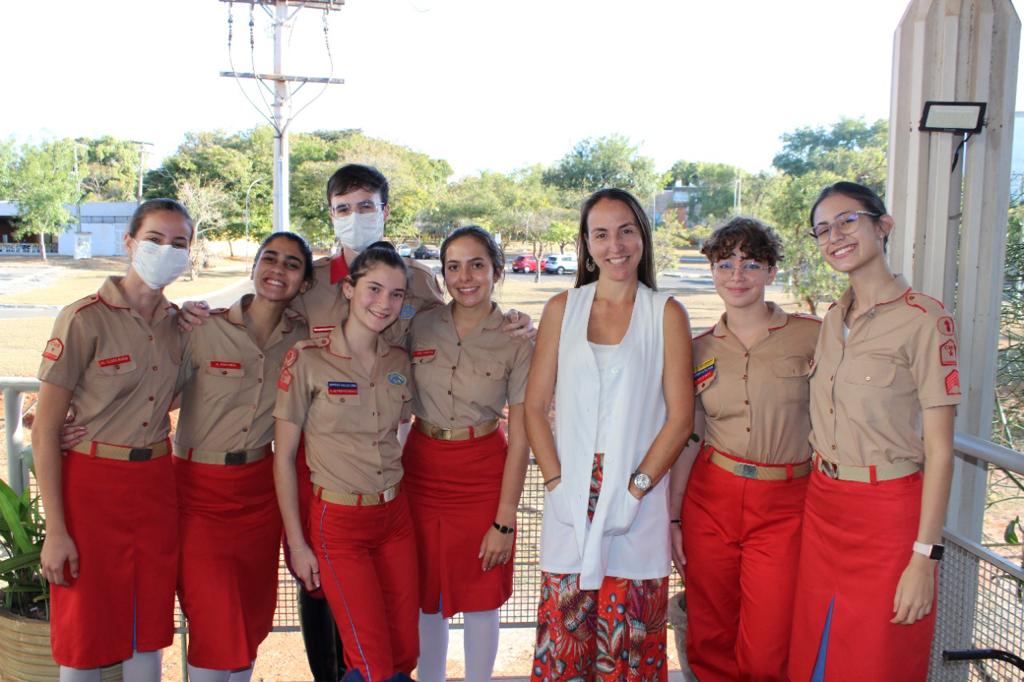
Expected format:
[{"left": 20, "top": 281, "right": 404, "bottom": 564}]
[
  {"left": 670, "top": 519, "right": 682, "bottom": 525},
  {"left": 493, "top": 522, "right": 515, "bottom": 535},
  {"left": 544, "top": 475, "right": 561, "bottom": 487}
]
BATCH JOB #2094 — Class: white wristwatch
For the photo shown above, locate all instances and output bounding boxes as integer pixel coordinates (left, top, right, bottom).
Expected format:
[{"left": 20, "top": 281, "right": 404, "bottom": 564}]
[{"left": 912, "top": 541, "right": 945, "bottom": 561}]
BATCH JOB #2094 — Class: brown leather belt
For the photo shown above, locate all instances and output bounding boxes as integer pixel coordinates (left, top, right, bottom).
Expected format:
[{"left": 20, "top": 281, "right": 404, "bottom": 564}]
[
  {"left": 413, "top": 417, "right": 500, "bottom": 441},
  {"left": 813, "top": 452, "right": 921, "bottom": 484},
  {"left": 70, "top": 439, "right": 171, "bottom": 462},
  {"left": 174, "top": 443, "right": 272, "bottom": 466},
  {"left": 703, "top": 443, "right": 810, "bottom": 481},
  {"left": 314, "top": 482, "right": 401, "bottom": 507}
]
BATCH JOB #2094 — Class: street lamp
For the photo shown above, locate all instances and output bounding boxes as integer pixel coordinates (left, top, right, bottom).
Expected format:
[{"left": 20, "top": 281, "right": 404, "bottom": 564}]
[{"left": 244, "top": 178, "right": 265, "bottom": 257}]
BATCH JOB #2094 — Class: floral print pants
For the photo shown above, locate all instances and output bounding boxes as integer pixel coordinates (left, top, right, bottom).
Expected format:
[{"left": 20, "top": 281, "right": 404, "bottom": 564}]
[{"left": 532, "top": 453, "right": 669, "bottom": 681}]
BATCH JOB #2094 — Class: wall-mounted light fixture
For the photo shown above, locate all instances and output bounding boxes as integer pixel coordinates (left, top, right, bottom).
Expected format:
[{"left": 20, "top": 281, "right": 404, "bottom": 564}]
[{"left": 919, "top": 101, "right": 987, "bottom": 171}]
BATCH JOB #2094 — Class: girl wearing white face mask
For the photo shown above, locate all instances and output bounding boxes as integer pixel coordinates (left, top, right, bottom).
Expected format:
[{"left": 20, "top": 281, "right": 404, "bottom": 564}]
[{"left": 32, "top": 199, "right": 192, "bottom": 682}]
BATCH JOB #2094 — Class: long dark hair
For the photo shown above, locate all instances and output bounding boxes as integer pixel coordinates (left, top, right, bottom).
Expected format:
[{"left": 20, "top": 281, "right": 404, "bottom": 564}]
[
  {"left": 254, "top": 231, "right": 314, "bottom": 282},
  {"left": 574, "top": 188, "right": 656, "bottom": 290},
  {"left": 347, "top": 240, "right": 409, "bottom": 286},
  {"left": 809, "top": 181, "right": 890, "bottom": 250}
]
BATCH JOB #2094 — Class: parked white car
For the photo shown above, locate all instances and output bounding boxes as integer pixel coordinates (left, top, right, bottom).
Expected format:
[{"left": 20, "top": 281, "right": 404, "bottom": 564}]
[{"left": 543, "top": 253, "right": 578, "bottom": 275}]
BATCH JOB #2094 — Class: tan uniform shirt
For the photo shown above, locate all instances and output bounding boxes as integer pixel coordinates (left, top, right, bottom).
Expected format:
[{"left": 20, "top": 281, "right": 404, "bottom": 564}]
[
  {"left": 692, "top": 302, "right": 820, "bottom": 464},
  {"left": 409, "top": 302, "right": 534, "bottom": 427},
  {"left": 273, "top": 325, "right": 413, "bottom": 494},
  {"left": 175, "top": 294, "right": 308, "bottom": 452},
  {"left": 37, "top": 276, "right": 182, "bottom": 447},
  {"left": 809, "top": 275, "right": 962, "bottom": 466},
  {"left": 295, "top": 254, "right": 444, "bottom": 346}
]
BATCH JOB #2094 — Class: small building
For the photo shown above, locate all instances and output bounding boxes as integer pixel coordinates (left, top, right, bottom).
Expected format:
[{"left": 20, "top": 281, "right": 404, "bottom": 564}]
[
  {"left": 653, "top": 180, "right": 697, "bottom": 227},
  {"left": 0, "top": 202, "right": 137, "bottom": 257}
]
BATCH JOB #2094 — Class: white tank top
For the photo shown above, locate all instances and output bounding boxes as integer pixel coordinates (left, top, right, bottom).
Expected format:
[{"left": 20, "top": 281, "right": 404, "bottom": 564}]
[{"left": 589, "top": 341, "right": 623, "bottom": 454}]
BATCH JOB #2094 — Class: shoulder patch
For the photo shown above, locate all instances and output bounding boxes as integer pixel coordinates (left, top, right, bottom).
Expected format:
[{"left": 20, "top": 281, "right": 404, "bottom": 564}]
[
  {"left": 278, "top": 367, "right": 293, "bottom": 391},
  {"left": 387, "top": 371, "right": 408, "bottom": 386},
  {"left": 937, "top": 316, "right": 955, "bottom": 337},
  {"left": 283, "top": 348, "right": 299, "bottom": 369},
  {"left": 939, "top": 339, "right": 957, "bottom": 367},
  {"left": 42, "top": 338, "right": 64, "bottom": 361},
  {"left": 693, "top": 357, "right": 716, "bottom": 388},
  {"left": 399, "top": 303, "right": 416, "bottom": 320},
  {"left": 944, "top": 369, "right": 961, "bottom": 396}
]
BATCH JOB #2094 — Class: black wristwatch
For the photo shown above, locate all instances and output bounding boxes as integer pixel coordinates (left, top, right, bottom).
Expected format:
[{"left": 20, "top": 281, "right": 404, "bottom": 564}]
[{"left": 912, "top": 541, "right": 945, "bottom": 561}]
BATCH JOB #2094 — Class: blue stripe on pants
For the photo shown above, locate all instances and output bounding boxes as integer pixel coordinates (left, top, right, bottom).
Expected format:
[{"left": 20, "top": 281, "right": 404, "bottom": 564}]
[{"left": 811, "top": 596, "right": 837, "bottom": 682}]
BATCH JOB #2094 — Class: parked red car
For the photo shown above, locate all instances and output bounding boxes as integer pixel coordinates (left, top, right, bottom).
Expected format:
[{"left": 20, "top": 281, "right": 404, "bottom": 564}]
[{"left": 512, "top": 254, "right": 539, "bottom": 273}]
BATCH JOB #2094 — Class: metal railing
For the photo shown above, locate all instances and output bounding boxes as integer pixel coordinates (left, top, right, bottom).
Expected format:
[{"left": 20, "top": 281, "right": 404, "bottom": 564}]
[{"left": 3, "top": 377, "right": 1022, "bottom": 679}]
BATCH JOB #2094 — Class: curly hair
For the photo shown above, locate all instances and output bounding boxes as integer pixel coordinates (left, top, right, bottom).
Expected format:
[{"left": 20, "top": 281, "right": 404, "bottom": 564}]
[{"left": 700, "top": 216, "right": 783, "bottom": 266}]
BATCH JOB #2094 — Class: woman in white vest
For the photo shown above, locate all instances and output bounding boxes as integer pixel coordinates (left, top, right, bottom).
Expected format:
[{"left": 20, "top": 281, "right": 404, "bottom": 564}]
[{"left": 525, "top": 187, "right": 694, "bottom": 678}]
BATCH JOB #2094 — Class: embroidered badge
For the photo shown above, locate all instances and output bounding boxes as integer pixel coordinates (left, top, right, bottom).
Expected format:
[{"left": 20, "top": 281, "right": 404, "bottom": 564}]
[
  {"left": 944, "top": 369, "right": 961, "bottom": 396},
  {"left": 98, "top": 354, "right": 131, "bottom": 368},
  {"left": 278, "top": 368, "right": 293, "bottom": 391},
  {"left": 387, "top": 371, "right": 407, "bottom": 386},
  {"left": 939, "top": 339, "right": 957, "bottom": 367},
  {"left": 937, "top": 316, "right": 956, "bottom": 337},
  {"left": 282, "top": 348, "right": 298, "bottom": 369},
  {"left": 210, "top": 361, "right": 242, "bottom": 370},
  {"left": 328, "top": 381, "right": 358, "bottom": 395},
  {"left": 399, "top": 303, "right": 416, "bottom": 320},
  {"left": 42, "top": 338, "right": 64, "bottom": 361},
  {"left": 693, "top": 357, "right": 716, "bottom": 388},
  {"left": 412, "top": 349, "right": 436, "bottom": 359},
  {"left": 312, "top": 325, "right": 335, "bottom": 335}
]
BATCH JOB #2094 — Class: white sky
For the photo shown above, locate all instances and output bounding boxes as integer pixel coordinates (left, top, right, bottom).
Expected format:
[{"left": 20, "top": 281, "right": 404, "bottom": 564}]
[{"left": 2, "top": 0, "right": 1022, "bottom": 178}]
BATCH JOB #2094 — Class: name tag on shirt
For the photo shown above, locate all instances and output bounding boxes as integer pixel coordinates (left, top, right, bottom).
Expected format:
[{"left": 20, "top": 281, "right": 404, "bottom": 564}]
[
  {"left": 328, "top": 381, "right": 358, "bottom": 396},
  {"left": 210, "top": 361, "right": 242, "bottom": 370},
  {"left": 98, "top": 354, "right": 131, "bottom": 368}
]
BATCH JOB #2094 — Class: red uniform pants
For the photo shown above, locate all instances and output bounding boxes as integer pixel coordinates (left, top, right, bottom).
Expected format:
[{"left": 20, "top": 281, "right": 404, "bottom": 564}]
[
  {"left": 682, "top": 449, "right": 808, "bottom": 682},
  {"left": 789, "top": 469, "right": 934, "bottom": 682},
  {"left": 311, "top": 489, "right": 419, "bottom": 681}
]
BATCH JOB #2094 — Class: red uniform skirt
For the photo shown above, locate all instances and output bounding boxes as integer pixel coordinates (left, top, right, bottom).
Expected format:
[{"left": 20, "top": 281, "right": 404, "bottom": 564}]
[
  {"left": 175, "top": 454, "right": 281, "bottom": 669},
  {"left": 402, "top": 425, "right": 512, "bottom": 617},
  {"left": 789, "top": 468, "right": 935, "bottom": 682},
  {"left": 51, "top": 449, "right": 178, "bottom": 668}
]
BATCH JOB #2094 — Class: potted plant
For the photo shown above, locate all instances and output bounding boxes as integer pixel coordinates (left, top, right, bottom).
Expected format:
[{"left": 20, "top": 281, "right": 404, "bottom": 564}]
[
  {"left": 0, "top": 475, "right": 122, "bottom": 681},
  {"left": 0, "top": 474, "right": 53, "bottom": 680}
]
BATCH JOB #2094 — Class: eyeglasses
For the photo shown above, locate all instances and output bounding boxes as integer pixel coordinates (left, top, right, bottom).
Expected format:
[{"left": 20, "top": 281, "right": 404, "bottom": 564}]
[
  {"left": 331, "top": 200, "right": 383, "bottom": 217},
  {"left": 808, "top": 210, "right": 879, "bottom": 243},
  {"left": 712, "top": 261, "right": 769, "bottom": 276}
]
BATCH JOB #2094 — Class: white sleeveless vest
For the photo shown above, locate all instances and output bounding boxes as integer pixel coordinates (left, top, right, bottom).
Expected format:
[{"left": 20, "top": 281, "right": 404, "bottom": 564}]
[{"left": 540, "top": 281, "right": 672, "bottom": 588}]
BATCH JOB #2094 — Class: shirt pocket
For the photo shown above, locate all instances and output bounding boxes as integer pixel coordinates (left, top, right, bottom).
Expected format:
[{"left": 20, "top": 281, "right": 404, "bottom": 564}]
[
  {"left": 201, "top": 361, "right": 246, "bottom": 398},
  {"left": 771, "top": 355, "right": 812, "bottom": 405},
  {"left": 773, "top": 355, "right": 812, "bottom": 379},
  {"left": 842, "top": 358, "right": 897, "bottom": 388},
  {"left": 411, "top": 347, "right": 438, "bottom": 365},
  {"left": 322, "top": 387, "right": 362, "bottom": 407},
  {"left": 473, "top": 359, "right": 507, "bottom": 381}
]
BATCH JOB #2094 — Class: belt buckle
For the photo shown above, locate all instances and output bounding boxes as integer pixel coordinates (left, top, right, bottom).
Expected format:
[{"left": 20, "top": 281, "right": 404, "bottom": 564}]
[
  {"left": 435, "top": 427, "right": 453, "bottom": 441},
  {"left": 734, "top": 463, "right": 758, "bottom": 479},
  {"left": 128, "top": 447, "right": 153, "bottom": 461},
  {"left": 224, "top": 451, "right": 247, "bottom": 466},
  {"left": 818, "top": 458, "right": 840, "bottom": 479}
]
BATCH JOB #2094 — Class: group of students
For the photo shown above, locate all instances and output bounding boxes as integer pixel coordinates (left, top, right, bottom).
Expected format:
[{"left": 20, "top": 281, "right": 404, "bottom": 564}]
[{"left": 30, "top": 162, "right": 958, "bottom": 682}]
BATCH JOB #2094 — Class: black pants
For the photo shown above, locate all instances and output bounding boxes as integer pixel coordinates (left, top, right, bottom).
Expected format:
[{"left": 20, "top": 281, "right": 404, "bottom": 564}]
[{"left": 299, "top": 585, "right": 346, "bottom": 681}]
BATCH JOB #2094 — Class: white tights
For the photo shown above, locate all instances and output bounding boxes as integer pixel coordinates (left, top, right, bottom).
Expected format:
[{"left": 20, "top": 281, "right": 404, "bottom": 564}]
[
  {"left": 59, "top": 650, "right": 162, "bottom": 682},
  {"left": 417, "top": 608, "right": 500, "bottom": 682},
  {"left": 186, "top": 663, "right": 255, "bottom": 682}
]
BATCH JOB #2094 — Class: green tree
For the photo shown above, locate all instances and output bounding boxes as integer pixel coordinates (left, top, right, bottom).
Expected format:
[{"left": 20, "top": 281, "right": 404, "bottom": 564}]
[
  {"left": 77, "top": 136, "right": 141, "bottom": 202},
  {"left": 543, "top": 220, "right": 577, "bottom": 254},
  {"left": 772, "top": 118, "right": 888, "bottom": 178},
  {"left": 662, "top": 160, "right": 745, "bottom": 225},
  {"left": 176, "top": 177, "right": 230, "bottom": 278},
  {"left": 544, "top": 134, "right": 658, "bottom": 201},
  {"left": 11, "top": 140, "right": 79, "bottom": 260}
]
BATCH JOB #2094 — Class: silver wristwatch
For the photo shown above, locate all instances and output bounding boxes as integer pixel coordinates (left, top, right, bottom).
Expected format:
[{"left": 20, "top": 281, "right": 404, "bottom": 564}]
[{"left": 631, "top": 470, "right": 653, "bottom": 495}]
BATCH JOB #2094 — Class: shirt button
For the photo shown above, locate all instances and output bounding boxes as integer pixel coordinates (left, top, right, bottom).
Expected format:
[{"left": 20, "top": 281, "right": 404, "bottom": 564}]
[
  {"left": 152, "top": 366, "right": 158, "bottom": 371},
  {"left": 148, "top": 335, "right": 154, "bottom": 341},
  {"left": 829, "top": 408, "right": 834, "bottom": 414},
  {"left": 831, "top": 444, "right": 837, "bottom": 450},
  {"left": 221, "top": 370, "right": 228, "bottom": 375},
  {"left": 371, "top": 441, "right": 377, "bottom": 446},
  {"left": 865, "top": 376, "right": 871, "bottom": 381},
  {"left": 340, "top": 398, "right": 346, "bottom": 403},
  {"left": 370, "top": 382, "right": 375, "bottom": 388},
  {"left": 452, "top": 366, "right": 457, "bottom": 371},
  {"left": 142, "top": 421, "right": 148, "bottom": 427},
  {"left": 742, "top": 374, "right": 748, "bottom": 380},
  {"left": 258, "top": 354, "right": 264, "bottom": 360},
  {"left": 257, "top": 378, "right": 263, "bottom": 383},
  {"left": 829, "top": 376, "right": 834, "bottom": 382},
  {"left": 148, "top": 396, "right": 154, "bottom": 402},
  {"left": 745, "top": 427, "right": 751, "bottom": 432},
  {"left": 376, "top": 470, "right": 382, "bottom": 475},
  {"left": 447, "top": 390, "right": 452, "bottom": 395},
  {"left": 242, "top": 427, "right": 248, "bottom": 432},
  {"left": 744, "top": 400, "right": 749, "bottom": 405},
  {"left": 371, "top": 411, "right": 377, "bottom": 416},
  {"left": 743, "top": 352, "right": 749, "bottom": 358}
]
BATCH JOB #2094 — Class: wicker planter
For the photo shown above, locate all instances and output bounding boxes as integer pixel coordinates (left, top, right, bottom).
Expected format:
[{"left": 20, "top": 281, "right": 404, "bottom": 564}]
[{"left": 0, "top": 609, "right": 122, "bottom": 681}]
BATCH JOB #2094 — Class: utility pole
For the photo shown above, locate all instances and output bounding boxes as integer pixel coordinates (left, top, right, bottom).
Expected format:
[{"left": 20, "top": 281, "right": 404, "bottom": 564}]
[
  {"left": 127, "top": 140, "right": 153, "bottom": 204},
  {"left": 219, "top": 1, "right": 345, "bottom": 232}
]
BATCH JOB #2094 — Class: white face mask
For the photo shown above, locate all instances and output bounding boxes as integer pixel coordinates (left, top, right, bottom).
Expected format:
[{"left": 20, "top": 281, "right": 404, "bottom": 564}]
[
  {"left": 333, "top": 211, "right": 385, "bottom": 252},
  {"left": 131, "top": 240, "right": 189, "bottom": 289}
]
